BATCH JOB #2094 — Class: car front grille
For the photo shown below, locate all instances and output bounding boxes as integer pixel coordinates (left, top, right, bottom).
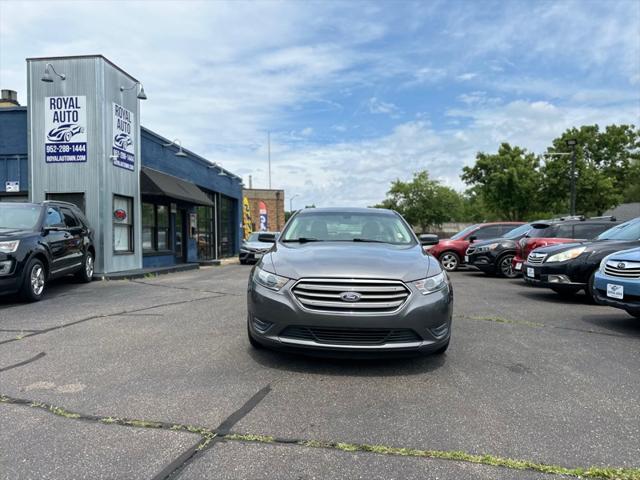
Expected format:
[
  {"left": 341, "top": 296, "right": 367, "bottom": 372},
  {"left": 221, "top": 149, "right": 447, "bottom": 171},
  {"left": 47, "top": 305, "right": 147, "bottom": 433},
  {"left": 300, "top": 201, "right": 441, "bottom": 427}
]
[
  {"left": 604, "top": 261, "right": 640, "bottom": 279},
  {"left": 527, "top": 252, "right": 546, "bottom": 265},
  {"left": 291, "top": 278, "right": 411, "bottom": 314},
  {"left": 279, "top": 326, "right": 421, "bottom": 345}
]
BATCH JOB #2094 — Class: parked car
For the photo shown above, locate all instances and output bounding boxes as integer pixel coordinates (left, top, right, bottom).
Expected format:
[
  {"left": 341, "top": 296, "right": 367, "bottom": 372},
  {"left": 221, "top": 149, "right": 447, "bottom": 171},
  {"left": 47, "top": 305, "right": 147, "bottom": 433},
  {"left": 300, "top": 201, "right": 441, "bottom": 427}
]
[
  {"left": 427, "top": 222, "right": 524, "bottom": 271},
  {"left": 522, "top": 217, "right": 640, "bottom": 300},
  {"left": 592, "top": 247, "right": 640, "bottom": 318},
  {"left": 0, "top": 201, "right": 95, "bottom": 302},
  {"left": 240, "top": 231, "right": 279, "bottom": 264},
  {"left": 465, "top": 223, "right": 535, "bottom": 277},
  {"left": 512, "top": 217, "right": 619, "bottom": 274},
  {"left": 246, "top": 207, "right": 451, "bottom": 356}
]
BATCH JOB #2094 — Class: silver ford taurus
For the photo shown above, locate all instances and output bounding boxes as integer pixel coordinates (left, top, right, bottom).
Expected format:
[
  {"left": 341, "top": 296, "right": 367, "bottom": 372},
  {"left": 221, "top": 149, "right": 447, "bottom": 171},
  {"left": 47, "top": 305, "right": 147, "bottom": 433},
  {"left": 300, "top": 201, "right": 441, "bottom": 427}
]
[{"left": 246, "top": 207, "right": 453, "bottom": 356}]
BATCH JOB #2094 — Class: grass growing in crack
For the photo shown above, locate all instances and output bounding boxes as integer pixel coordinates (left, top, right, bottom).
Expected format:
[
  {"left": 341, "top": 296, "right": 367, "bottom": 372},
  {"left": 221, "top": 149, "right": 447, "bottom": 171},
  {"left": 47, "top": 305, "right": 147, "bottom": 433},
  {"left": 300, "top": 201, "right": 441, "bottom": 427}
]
[{"left": 468, "top": 315, "right": 545, "bottom": 328}]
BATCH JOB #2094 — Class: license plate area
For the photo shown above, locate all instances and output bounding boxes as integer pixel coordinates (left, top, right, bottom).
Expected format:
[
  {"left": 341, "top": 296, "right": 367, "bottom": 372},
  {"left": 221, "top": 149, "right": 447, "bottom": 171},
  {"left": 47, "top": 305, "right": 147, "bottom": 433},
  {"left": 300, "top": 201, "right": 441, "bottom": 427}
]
[
  {"left": 606, "top": 283, "right": 624, "bottom": 299},
  {"left": 526, "top": 267, "right": 535, "bottom": 278},
  {"left": 515, "top": 263, "right": 522, "bottom": 271}
]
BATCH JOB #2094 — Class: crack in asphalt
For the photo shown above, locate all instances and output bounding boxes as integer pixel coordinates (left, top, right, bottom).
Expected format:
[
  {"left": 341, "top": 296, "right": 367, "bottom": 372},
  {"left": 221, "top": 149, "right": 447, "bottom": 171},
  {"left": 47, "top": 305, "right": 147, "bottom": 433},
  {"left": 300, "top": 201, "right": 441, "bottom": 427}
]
[
  {"left": 0, "top": 294, "right": 224, "bottom": 347},
  {"left": 131, "top": 279, "right": 244, "bottom": 297},
  {"left": 0, "top": 352, "right": 46, "bottom": 373},
  {"left": 458, "top": 314, "right": 635, "bottom": 339},
  {"left": 1, "top": 393, "right": 637, "bottom": 480}
]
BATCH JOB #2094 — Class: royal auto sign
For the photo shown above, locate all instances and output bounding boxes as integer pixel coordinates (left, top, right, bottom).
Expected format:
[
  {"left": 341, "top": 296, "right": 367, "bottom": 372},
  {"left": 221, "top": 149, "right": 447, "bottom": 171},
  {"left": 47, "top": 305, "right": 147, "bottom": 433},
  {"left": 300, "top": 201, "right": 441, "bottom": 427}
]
[
  {"left": 112, "top": 103, "right": 135, "bottom": 171},
  {"left": 45, "top": 96, "right": 87, "bottom": 163}
]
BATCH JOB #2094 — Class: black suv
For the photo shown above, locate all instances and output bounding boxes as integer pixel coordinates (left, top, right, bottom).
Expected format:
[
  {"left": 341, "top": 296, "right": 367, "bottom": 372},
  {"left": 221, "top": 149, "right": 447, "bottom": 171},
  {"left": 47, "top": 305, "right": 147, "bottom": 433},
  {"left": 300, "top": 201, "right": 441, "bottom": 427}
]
[
  {"left": 465, "top": 223, "right": 535, "bottom": 278},
  {"left": 0, "top": 201, "right": 96, "bottom": 301},
  {"left": 522, "top": 217, "right": 640, "bottom": 301}
]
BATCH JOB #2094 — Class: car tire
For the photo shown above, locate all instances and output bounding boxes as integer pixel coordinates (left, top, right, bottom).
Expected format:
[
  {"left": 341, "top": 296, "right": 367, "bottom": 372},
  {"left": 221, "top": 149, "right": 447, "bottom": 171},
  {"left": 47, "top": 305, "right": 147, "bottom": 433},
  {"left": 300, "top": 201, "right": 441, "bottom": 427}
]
[
  {"left": 496, "top": 254, "right": 517, "bottom": 278},
  {"left": 75, "top": 251, "right": 94, "bottom": 283},
  {"left": 239, "top": 259, "right": 247, "bottom": 265},
  {"left": 550, "top": 286, "right": 580, "bottom": 297},
  {"left": 432, "top": 339, "right": 450, "bottom": 355},
  {"left": 584, "top": 270, "right": 597, "bottom": 304},
  {"left": 247, "top": 322, "right": 263, "bottom": 349},
  {"left": 20, "top": 258, "right": 47, "bottom": 302},
  {"left": 439, "top": 251, "right": 460, "bottom": 272}
]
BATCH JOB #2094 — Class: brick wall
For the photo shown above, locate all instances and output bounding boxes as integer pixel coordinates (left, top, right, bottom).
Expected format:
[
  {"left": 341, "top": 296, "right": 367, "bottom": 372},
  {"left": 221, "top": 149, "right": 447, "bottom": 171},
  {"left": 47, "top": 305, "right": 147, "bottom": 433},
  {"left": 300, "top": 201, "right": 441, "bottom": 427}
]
[{"left": 243, "top": 189, "right": 285, "bottom": 233}]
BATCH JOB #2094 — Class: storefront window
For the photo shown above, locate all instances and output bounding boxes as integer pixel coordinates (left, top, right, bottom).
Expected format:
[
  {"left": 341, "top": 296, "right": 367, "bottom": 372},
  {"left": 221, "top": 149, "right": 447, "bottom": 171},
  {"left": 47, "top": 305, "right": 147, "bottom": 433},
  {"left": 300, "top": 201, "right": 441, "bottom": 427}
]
[
  {"left": 219, "top": 195, "right": 236, "bottom": 258},
  {"left": 142, "top": 202, "right": 171, "bottom": 252},
  {"left": 113, "top": 195, "right": 133, "bottom": 253},
  {"left": 157, "top": 205, "right": 170, "bottom": 250},
  {"left": 196, "top": 204, "right": 214, "bottom": 260}
]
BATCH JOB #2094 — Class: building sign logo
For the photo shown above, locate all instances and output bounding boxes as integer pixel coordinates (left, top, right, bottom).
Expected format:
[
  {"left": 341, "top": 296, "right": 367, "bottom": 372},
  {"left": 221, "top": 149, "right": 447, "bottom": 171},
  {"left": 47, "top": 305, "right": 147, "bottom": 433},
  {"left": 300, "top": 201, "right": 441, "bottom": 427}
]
[
  {"left": 45, "top": 96, "right": 87, "bottom": 163},
  {"left": 259, "top": 201, "right": 268, "bottom": 231},
  {"left": 112, "top": 103, "right": 135, "bottom": 171},
  {"left": 113, "top": 209, "right": 127, "bottom": 221}
]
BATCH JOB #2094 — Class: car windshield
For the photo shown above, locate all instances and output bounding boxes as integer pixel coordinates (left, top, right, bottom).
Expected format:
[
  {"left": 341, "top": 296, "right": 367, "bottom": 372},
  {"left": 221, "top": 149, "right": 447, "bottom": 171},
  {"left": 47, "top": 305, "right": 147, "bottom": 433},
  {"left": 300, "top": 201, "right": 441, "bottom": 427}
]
[
  {"left": 0, "top": 204, "right": 41, "bottom": 230},
  {"left": 451, "top": 224, "right": 478, "bottom": 240},
  {"left": 526, "top": 225, "right": 552, "bottom": 238},
  {"left": 247, "top": 233, "right": 261, "bottom": 242},
  {"left": 282, "top": 211, "right": 416, "bottom": 245},
  {"left": 596, "top": 219, "right": 640, "bottom": 241},
  {"left": 504, "top": 224, "right": 532, "bottom": 239}
]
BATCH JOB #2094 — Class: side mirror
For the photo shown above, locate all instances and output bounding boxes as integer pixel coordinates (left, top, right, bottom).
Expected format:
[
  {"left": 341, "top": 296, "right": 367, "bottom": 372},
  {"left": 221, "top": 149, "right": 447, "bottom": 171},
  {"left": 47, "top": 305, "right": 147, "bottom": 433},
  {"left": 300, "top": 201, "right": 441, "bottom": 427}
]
[
  {"left": 468, "top": 235, "right": 477, "bottom": 243},
  {"left": 419, "top": 234, "right": 439, "bottom": 246},
  {"left": 258, "top": 233, "right": 276, "bottom": 243}
]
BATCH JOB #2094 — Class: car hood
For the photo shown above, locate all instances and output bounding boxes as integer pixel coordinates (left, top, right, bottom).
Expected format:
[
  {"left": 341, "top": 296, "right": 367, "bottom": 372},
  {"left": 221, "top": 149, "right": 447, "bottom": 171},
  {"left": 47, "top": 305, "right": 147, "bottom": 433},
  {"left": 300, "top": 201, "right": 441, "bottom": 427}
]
[
  {"left": 469, "top": 237, "right": 514, "bottom": 247},
  {"left": 533, "top": 239, "right": 640, "bottom": 257},
  {"left": 0, "top": 228, "right": 34, "bottom": 239},
  {"left": 242, "top": 241, "right": 273, "bottom": 250},
  {"left": 607, "top": 246, "right": 640, "bottom": 261},
  {"left": 263, "top": 242, "right": 437, "bottom": 282}
]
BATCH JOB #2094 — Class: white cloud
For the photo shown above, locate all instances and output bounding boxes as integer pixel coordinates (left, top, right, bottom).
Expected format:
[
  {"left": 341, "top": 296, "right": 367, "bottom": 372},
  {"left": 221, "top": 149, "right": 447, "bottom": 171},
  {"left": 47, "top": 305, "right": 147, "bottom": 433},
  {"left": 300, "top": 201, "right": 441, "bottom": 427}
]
[{"left": 367, "top": 97, "right": 400, "bottom": 115}]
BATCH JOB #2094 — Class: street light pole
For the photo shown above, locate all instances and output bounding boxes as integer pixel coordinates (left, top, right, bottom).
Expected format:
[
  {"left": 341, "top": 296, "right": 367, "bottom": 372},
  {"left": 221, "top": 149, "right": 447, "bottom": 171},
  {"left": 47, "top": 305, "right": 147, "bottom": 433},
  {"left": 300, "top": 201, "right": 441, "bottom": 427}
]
[
  {"left": 289, "top": 194, "right": 299, "bottom": 212},
  {"left": 566, "top": 139, "right": 578, "bottom": 216}
]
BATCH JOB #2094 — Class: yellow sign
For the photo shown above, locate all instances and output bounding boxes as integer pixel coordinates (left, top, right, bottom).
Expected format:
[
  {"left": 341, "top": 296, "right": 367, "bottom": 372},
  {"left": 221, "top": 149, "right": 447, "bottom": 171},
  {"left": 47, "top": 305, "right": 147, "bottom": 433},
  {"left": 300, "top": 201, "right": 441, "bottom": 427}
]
[{"left": 243, "top": 197, "right": 253, "bottom": 240}]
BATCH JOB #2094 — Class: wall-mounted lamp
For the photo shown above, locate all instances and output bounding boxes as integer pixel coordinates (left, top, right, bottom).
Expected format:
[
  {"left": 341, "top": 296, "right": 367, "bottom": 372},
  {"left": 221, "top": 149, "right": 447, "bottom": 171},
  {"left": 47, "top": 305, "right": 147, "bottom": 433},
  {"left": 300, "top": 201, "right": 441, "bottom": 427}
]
[
  {"left": 207, "top": 163, "right": 229, "bottom": 176},
  {"left": 120, "top": 81, "right": 147, "bottom": 100},
  {"left": 41, "top": 63, "right": 66, "bottom": 83},
  {"left": 162, "top": 139, "right": 188, "bottom": 157}
]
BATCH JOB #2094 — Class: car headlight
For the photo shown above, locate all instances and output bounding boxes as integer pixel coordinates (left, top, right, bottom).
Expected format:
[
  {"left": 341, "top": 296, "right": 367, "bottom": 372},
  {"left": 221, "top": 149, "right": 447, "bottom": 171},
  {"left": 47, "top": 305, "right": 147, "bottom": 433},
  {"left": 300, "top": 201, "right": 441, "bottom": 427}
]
[
  {"left": 599, "top": 254, "right": 612, "bottom": 273},
  {"left": 0, "top": 240, "right": 19, "bottom": 253},
  {"left": 476, "top": 242, "right": 500, "bottom": 253},
  {"left": 414, "top": 271, "right": 448, "bottom": 295},
  {"left": 252, "top": 265, "right": 289, "bottom": 291},
  {"left": 545, "top": 246, "right": 586, "bottom": 263}
]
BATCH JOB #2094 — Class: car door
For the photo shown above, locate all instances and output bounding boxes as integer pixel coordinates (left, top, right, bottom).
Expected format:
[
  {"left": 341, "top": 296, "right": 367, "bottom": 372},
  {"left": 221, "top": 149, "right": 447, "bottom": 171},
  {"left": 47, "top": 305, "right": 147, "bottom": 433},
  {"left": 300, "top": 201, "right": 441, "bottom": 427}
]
[
  {"left": 42, "top": 206, "right": 72, "bottom": 276},
  {"left": 59, "top": 206, "right": 85, "bottom": 270}
]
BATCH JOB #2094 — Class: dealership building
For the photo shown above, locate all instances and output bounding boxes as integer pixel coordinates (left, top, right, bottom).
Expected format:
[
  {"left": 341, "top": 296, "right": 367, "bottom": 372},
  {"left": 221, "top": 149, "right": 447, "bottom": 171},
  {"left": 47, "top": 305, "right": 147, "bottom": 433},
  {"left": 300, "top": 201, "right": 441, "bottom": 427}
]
[{"left": 0, "top": 55, "right": 243, "bottom": 275}]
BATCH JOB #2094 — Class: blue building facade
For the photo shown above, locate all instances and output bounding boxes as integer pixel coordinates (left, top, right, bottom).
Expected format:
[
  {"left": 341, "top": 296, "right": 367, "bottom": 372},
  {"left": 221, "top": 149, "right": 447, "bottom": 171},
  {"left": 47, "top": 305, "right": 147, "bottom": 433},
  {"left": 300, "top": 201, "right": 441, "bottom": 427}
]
[{"left": 0, "top": 103, "right": 242, "bottom": 268}]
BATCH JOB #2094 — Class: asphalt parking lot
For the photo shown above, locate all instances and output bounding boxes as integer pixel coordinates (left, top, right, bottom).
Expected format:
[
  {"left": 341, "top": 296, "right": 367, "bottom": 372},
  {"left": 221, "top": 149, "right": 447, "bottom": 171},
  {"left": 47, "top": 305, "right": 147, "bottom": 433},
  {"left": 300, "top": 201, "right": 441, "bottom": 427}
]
[{"left": 0, "top": 265, "right": 638, "bottom": 480}]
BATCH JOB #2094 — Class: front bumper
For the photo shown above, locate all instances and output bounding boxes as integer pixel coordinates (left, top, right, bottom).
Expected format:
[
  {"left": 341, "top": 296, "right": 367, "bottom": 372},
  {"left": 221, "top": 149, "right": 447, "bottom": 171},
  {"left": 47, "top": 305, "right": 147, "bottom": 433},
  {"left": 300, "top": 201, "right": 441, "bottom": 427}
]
[
  {"left": 247, "top": 279, "right": 453, "bottom": 356},
  {"left": 239, "top": 250, "right": 268, "bottom": 263},
  {"left": 0, "top": 255, "right": 23, "bottom": 296},
  {"left": 593, "top": 272, "right": 640, "bottom": 313},
  {"left": 521, "top": 261, "right": 587, "bottom": 289},
  {"left": 467, "top": 252, "right": 498, "bottom": 273}
]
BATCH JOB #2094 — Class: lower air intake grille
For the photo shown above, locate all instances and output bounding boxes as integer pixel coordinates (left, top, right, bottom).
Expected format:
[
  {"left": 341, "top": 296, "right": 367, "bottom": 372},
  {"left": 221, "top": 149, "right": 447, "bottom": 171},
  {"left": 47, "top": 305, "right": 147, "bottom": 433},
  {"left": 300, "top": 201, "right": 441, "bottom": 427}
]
[{"left": 280, "top": 326, "right": 421, "bottom": 345}]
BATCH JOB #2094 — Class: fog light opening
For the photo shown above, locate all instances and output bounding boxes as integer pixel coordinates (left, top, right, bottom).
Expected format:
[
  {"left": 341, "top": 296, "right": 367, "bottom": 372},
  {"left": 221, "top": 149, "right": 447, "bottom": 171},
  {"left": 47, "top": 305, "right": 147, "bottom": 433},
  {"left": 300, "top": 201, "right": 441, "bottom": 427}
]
[
  {"left": 252, "top": 316, "right": 273, "bottom": 334},
  {"left": 430, "top": 323, "right": 449, "bottom": 339}
]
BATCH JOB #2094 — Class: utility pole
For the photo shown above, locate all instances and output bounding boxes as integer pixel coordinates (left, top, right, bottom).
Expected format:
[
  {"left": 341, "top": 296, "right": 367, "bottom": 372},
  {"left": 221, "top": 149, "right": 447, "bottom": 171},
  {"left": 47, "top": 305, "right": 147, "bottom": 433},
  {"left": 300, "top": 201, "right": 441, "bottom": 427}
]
[
  {"left": 566, "top": 139, "right": 578, "bottom": 216},
  {"left": 267, "top": 131, "right": 272, "bottom": 189},
  {"left": 289, "top": 193, "right": 299, "bottom": 212}
]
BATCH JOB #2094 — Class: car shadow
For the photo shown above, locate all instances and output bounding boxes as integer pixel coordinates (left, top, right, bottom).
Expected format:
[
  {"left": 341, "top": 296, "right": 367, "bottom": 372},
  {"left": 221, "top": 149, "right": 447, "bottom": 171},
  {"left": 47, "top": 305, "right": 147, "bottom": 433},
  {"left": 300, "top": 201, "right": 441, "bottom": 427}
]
[
  {"left": 247, "top": 347, "right": 447, "bottom": 377},
  {"left": 0, "top": 276, "right": 85, "bottom": 307},
  {"left": 515, "top": 288, "right": 590, "bottom": 305},
  {"left": 580, "top": 313, "right": 640, "bottom": 338}
]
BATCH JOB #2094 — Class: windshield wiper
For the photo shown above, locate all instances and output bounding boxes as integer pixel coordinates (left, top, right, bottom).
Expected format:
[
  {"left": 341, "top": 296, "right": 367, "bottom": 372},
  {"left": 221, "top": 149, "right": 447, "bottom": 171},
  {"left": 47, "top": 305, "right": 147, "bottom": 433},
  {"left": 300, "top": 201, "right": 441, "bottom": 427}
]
[
  {"left": 352, "top": 238, "right": 390, "bottom": 244},
  {"left": 282, "top": 237, "right": 322, "bottom": 243}
]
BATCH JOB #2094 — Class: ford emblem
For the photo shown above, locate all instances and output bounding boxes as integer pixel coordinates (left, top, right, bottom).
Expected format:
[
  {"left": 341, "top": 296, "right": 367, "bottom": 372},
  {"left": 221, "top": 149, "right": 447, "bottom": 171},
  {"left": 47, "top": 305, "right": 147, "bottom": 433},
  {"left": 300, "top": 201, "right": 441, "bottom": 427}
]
[
  {"left": 340, "top": 291, "right": 362, "bottom": 302},
  {"left": 617, "top": 262, "right": 626, "bottom": 269}
]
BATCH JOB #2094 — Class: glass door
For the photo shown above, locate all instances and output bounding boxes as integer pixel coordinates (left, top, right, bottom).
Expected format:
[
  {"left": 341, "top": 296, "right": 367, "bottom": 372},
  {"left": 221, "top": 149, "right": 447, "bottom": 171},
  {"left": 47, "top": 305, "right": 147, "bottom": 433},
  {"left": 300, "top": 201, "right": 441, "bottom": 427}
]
[{"left": 175, "top": 209, "right": 186, "bottom": 262}]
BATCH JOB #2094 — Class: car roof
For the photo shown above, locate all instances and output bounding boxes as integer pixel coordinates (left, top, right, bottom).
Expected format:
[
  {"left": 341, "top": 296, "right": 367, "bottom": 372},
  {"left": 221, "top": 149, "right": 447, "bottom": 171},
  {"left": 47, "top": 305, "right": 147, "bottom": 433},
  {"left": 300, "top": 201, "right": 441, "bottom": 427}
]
[
  {"left": 297, "top": 207, "right": 396, "bottom": 215},
  {"left": 0, "top": 201, "right": 78, "bottom": 209}
]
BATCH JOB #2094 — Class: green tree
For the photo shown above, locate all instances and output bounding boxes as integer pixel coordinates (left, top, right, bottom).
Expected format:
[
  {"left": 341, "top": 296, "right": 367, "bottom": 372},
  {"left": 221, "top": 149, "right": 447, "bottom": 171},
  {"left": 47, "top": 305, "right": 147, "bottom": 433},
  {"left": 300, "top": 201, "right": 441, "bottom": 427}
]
[
  {"left": 375, "top": 171, "right": 463, "bottom": 232},
  {"left": 461, "top": 143, "right": 541, "bottom": 220},
  {"left": 541, "top": 124, "right": 639, "bottom": 215}
]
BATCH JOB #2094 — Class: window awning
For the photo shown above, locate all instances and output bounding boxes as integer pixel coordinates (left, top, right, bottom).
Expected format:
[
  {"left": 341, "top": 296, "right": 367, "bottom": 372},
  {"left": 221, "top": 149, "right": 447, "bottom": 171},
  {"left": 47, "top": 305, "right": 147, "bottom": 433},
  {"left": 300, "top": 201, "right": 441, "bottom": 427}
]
[{"left": 140, "top": 167, "right": 214, "bottom": 206}]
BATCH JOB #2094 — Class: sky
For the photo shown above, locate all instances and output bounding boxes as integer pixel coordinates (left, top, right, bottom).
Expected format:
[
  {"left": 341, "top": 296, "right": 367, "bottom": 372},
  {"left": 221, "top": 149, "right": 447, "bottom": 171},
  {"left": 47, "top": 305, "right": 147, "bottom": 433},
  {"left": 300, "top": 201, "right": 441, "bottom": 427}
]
[{"left": 1, "top": 0, "right": 639, "bottom": 208}]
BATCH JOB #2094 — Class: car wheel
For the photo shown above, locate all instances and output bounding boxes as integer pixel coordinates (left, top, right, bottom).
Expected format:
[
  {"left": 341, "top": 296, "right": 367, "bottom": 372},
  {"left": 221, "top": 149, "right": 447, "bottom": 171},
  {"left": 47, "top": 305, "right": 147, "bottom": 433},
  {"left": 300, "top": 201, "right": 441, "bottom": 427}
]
[
  {"left": 21, "top": 258, "right": 46, "bottom": 302},
  {"left": 496, "top": 254, "right": 517, "bottom": 278},
  {"left": 64, "top": 132, "right": 71, "bottom": 142},
  {"left": 247, "top": 322, "right": 263, "bottom": 349},
  {"left": 75, "top": 251, "right": 94, "bottom": 283},
  {"left": 239, "top": 258, "right": 246, "bottom": 265},
  {"left": 439, "top": 252, "right": 460, "bottom": 272},
  {"left": 432, "top": 339, "right": 450, "bottom": 355},
  {"left": 584, "top": 270, "right": 597, "bottom": 304},
  {"left": 550, "top": 286, "right": 580, "bottom": 297}
]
